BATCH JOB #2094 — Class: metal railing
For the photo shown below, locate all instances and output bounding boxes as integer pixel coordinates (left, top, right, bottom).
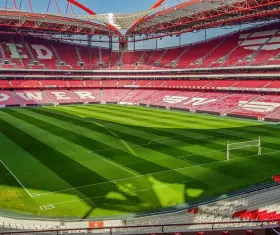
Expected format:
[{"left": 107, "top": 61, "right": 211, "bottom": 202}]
[{"left": 0, "top": 219, "right": 279, "bottom": 235}]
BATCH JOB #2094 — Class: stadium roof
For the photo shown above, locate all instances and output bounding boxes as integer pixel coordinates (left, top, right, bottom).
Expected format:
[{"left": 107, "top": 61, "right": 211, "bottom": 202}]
[
  {"left": 75, "top": 8, "right": 162, "bottom": 30},
  {"left": 2, "top": 0, "right": 280, "bottom": 39},
  {"left": 0, "top": 8, "right": 122, "bottom": 36},
  {"left": 126, "top": 0, "right": 280, "bottom": 37}
]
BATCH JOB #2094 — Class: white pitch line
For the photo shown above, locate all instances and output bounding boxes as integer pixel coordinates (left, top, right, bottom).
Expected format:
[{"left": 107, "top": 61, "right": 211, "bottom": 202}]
[
  {"left": 88, "top": 151, "right": 138, "bottom": 176},
  {"left": 0, "top": 160, "right": 33, "bottom": 197},
  {"left": 44, "top": 178, "right": 199, "bottom": 207},
  {"left": 32, "top": 147, "right": 280, "bottom": 198},
  {"left": 43, "top": 148, "right": 280, "bottom": 206}
]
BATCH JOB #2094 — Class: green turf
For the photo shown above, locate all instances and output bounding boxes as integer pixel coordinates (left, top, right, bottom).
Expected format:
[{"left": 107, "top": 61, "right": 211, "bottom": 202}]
[{"left": 0, "top": 104, "right": 279, "bottom": 219}]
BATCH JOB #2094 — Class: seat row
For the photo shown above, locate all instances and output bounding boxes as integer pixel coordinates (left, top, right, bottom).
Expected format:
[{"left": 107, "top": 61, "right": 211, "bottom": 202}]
[
  {"left": 2, "top": 22, "right": 280, "bottom": 69},
  {"left": 2, "top": 89, "right": 280, "bottom": 121},
  {"left": 1, "top": 79, "right": 280, "bottom": 90}
]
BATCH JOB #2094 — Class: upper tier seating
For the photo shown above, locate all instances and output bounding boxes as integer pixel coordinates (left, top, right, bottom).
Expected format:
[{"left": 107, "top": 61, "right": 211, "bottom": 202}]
[
  {"left": 52, "top": 41, "right": 79, "bottom": 69},
  {"left": 143, "top": 50, "right": 166, "bottom": 69},
  {"left": 177, "top": 38, "right": 224, "bottom": 68},
  {"left": 121, "top": 51, "right": 142, "bottom": 69},
  {"left": 110, "top": 52, "right": 121, "bottom": 69},
  {"left": 2, "top": 22, "right": 280, "bottom": 70},
  {"left": 159, "top": 47, "right": 186, "bottom": 68},
  {"left": 100, "top": 48, "right": 110, "bottom": 68}
]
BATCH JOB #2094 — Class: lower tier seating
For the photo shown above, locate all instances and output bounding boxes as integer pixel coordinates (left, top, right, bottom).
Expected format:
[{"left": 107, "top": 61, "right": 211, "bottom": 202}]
[
  {"left": 2, "top": 88, "right": 280, "bottom": 122},
  {"left": 14, "top": 90, "right": 53, "bottom": 105},
  {"left": 44, "top": 90, "right": 82, "bottom": 104}
]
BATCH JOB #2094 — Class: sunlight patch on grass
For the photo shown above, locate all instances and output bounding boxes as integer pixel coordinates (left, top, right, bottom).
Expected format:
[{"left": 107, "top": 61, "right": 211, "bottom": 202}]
[{"left": 186, "top": 188, "right": 204, "bottom": 198}]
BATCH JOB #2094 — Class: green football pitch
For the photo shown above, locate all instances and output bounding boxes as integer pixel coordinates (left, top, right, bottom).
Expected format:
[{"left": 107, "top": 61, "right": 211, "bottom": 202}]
[{"left": 0, "top": 105, "right": 280, "bottom": 219}]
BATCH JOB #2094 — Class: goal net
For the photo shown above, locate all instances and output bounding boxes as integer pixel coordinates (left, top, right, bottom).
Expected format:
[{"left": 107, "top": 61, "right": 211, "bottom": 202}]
[{"left": 227, "top": 137, "right": 261, "bottom": 160}]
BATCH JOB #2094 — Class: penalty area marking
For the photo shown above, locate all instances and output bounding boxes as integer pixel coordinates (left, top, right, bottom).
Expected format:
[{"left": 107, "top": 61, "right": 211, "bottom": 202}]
[
  {"left": 31, "top": 147, "right": 280, "bottom": 199},
  {"left": 0, "top": 160, "right": 34, "bottom": 198}
]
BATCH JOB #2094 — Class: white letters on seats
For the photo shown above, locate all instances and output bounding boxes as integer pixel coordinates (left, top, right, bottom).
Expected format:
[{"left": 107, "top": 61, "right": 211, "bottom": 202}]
[
  {"left": 16, "top": 92, "right": 43, "bottom": 101},
  {"left": 239, "top": 101, "right": 280, "bottom": 113},
  {"left": 6, "top": 43, "right": 28, "bottom": 59},
  {"left": 31, "top": 45, "right": 53, "bottom": 59},
  {"left": 51, "top": 92, "right": 70, "bottom": 100},
  {"left": 163, "top": 96, "right": 188, "bottom": 104},
  {"left": 0, "top": 93, "right": 9, "bottom": 102},
  {"left": 183, "top": 98, "right": 217, "bottom": 106},
  {"left": 74, "top": 91, "right": 95, "bottom": 100}
]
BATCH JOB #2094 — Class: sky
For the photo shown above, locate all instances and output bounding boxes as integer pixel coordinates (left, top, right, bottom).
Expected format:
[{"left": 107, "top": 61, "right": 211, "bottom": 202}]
[
  {"left": 2, "top": 0, "right": 257, "bottom": 50},
  {"left": 3, "top": 0, "right": 171, "bottom": 14}
]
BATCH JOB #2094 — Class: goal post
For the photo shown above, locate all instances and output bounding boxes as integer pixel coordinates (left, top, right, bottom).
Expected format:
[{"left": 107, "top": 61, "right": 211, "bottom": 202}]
[{"left": 227, "top": 136, "right": 261, "bottom": 161}]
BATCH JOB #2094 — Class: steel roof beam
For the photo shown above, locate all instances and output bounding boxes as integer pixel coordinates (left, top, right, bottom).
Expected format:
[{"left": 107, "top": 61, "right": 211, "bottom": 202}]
[{"left": 127, "top": 0, "right": 280, "bottom": 36}]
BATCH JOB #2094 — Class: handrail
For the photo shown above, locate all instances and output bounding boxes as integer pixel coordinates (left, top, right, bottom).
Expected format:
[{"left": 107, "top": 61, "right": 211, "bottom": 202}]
[{"left": 0, "top": 219, "right": 279, "bottom": 235}]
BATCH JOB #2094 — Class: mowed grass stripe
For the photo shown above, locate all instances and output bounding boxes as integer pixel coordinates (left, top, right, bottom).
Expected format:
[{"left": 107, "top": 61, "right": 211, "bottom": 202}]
[
  {"left": 4, "top": 109, "right": 172, "bottom": 175},
  {"left": 55, "top": 106, "right": 257, "bottom": 159},
  {"left": 21, "top": 108, "right": 197, "bottom": 169},
  {"left": 0, "top": 105, "right": 280, "bottom": 218},
  {"left": 73, "top": 105, "right": 280, "bottom": 149},
  {"left": 93, "top": 104, "right": 256, "bottom": 129},
  {"left": 55, "top": 105, "right": 241, "bottom": 145},
  {"left": 8, "top": 108, "right": 211, "bottom": 195},
  {"left": 31, "top": 108, "right": 229, "bottom": 164},
  {"left": 103, "top": 105, "right": 280, "bottom": 142},
  {"left": 45, "top": 106, "right": 246, "bottom": 163},
  {"left": 0, "top": 131, "right": 73, "bottom": 195},
  {"left": 73, "top": 105, "right": 254, "bottom": 141},
  {"left": 65, "top": 106, "right": 279, "bottom": 156},
  {"left": 0, "top": 110, "right": 177, "bottom": 209},
  {"left": 108, "top": 104, "right": 263, "bottom": 127},
  {"left": 0, "top": 110, "right": 113, "bottom": 183},
  {"left": 80, "top": 104, "right": 255, "bottom": 130}
]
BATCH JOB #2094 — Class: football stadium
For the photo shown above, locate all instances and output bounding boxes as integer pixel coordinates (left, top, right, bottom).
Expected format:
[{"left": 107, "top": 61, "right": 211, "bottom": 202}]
[{"left": 0, "top": 0, "right": 280, "bottom": 234}]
